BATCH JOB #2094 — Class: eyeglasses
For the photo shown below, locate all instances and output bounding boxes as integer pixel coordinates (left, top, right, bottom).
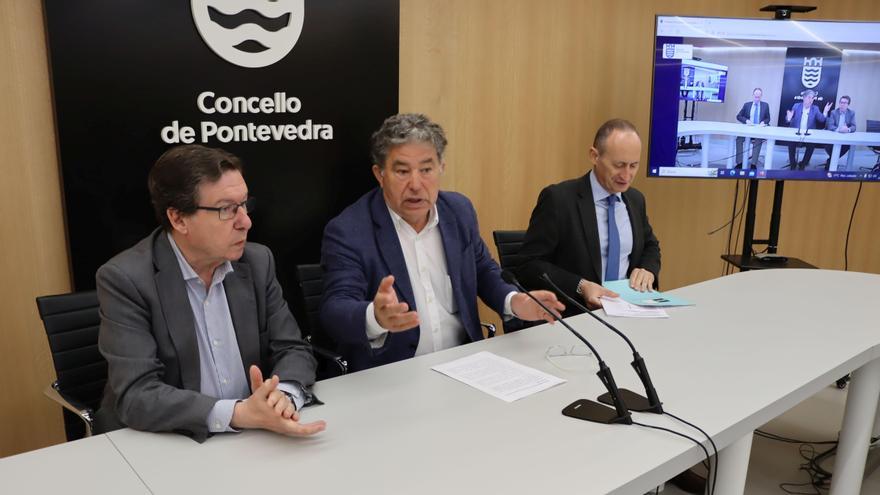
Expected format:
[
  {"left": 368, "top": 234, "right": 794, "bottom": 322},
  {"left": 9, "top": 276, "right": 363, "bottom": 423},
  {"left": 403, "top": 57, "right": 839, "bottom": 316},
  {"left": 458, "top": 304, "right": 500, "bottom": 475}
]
[
  {"left": 195, "top": 197, "right": 255, "bottom": 220},
  {"left": 545, "top": 345, "right": 594, "bottom": 372}
]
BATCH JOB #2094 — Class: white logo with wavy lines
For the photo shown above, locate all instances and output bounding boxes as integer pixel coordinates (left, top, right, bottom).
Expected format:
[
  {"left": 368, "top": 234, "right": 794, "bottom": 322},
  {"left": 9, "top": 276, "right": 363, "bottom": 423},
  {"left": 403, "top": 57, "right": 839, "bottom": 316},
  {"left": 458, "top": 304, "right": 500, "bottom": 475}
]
[
  {"left": 191, "top": 0, "right": 304, "bottom": 68},
  {"left": 801, "top": 57, "right": 823, "bottom": 89}
]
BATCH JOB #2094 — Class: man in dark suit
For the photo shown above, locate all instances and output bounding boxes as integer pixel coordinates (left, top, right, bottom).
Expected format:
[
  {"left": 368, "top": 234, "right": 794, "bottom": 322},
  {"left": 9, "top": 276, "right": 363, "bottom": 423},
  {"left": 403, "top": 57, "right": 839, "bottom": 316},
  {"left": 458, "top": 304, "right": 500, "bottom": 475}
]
[
  {"left": 824, "top": 95, "right": 857, "bottom": 170},
  {"left": 785, "top": 89, "right": 832, "bottom": 170},
  {"left": 516, "top": 119, "right": 660, "bottom": 311},
  {"left": 320, "top": 113, "right": 563, "bottom": 372},
  {"left": 95, "top": 145, "right": 325, "bottom": 441},
  {"left": 735, "top": 88, "right": 771, "bottom": 169}
]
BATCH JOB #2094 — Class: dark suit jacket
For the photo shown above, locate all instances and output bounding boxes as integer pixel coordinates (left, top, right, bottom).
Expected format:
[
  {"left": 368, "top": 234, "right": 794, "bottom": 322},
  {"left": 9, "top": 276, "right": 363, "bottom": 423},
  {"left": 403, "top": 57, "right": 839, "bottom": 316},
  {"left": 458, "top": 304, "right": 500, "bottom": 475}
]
[
  {"left": 319, "top": 188, "right": 515, "bottom": 372},
  {"left": 516, "top": 172, "right": 660, "bottom": 312},
  {"left": 736, "top": 101, "right": 771, "bottom": 125},
  {"left": 787, "top": 103, "right": 827, "bottom": 130},
  {"left": 826, "top": 108, "right": 857, "bottom": 132},
  {"left": 94, "top": 229, "right": 316, "bottom": 442}
]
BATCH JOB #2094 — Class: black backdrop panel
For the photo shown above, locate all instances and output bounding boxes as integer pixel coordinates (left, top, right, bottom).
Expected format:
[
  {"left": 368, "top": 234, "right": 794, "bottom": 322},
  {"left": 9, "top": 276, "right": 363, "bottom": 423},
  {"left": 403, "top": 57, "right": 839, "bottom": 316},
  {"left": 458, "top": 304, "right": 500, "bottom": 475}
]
[{"left": 45, "top": 1, "right": 399, "bottom": 296}]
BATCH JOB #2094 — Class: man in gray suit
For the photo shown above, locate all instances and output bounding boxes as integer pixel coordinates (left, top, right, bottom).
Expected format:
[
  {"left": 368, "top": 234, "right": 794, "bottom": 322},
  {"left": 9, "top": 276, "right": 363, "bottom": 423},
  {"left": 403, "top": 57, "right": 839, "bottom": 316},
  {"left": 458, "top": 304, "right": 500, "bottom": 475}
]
[
  {"left": 824, "top": 95, "right": 857, "bottom": 170},
  {"left": 95, "top": 145, "right": 326, "bottom": 441}
]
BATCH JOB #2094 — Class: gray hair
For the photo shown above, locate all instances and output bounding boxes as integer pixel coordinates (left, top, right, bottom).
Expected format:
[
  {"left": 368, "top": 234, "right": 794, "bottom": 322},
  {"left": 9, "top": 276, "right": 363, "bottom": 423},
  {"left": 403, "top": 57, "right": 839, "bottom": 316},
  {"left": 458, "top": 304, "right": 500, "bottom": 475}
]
[
  {"left": 370, "top": 113, "right": 448, "bottom": 166},
  {"left": 802, "top": 89, "right": 816, "bottom": 98}
]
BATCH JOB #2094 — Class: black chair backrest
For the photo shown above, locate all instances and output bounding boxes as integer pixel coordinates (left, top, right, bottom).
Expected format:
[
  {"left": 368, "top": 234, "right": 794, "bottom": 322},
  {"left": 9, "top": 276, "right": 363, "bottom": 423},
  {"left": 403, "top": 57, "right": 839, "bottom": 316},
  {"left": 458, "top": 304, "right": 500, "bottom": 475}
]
[
  {"left": 866, "top": 120, "right": 880, "bottom": 134},
  {"left": 294, "top": 264, "right": 333, "bottom": 348},
  {"left": 35, "top": 290, "right": 106, "bottom": 440},
  {"left": 493, "top": 230, "right": 528, "bottom": 271}
]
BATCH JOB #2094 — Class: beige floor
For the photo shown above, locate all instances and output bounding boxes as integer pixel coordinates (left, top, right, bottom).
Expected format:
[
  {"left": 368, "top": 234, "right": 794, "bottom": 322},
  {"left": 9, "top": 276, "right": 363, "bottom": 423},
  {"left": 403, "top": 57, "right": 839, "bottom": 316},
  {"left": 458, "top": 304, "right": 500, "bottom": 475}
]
[{"left": 660, "top": 384, "right": 880, "bottom": 494}]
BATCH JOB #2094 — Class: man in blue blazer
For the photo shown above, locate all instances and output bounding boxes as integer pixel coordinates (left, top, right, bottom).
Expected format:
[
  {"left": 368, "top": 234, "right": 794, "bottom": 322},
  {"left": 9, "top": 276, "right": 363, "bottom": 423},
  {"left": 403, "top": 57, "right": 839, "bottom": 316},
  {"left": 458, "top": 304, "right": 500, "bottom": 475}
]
[
  {"left": 785, "top": 89, "right": 832, "bottom": 170},
  {"left": 320, "top": 113, "right": 563, "bottom": 372}
]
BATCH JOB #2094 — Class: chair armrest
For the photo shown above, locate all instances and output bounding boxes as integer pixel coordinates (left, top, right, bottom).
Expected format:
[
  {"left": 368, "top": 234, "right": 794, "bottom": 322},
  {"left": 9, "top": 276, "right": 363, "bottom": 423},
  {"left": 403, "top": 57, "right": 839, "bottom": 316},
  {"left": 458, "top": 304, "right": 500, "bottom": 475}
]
[
  {"left": 311, "top": 344, "right": 348, "bottom": 376},
  {"left": 480, "top": 322, "right": 497, "bottom": 338},
  {"left": 43, "top": 382, "right": 94, "bottom": 437}
]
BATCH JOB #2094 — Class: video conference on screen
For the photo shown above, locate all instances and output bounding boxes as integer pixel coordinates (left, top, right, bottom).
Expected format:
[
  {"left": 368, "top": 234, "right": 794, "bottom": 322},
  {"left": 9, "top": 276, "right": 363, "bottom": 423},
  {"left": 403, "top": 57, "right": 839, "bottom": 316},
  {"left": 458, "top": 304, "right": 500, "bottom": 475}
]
[{"left": 648, "top": 16, "right": 880, "bottom": 182}]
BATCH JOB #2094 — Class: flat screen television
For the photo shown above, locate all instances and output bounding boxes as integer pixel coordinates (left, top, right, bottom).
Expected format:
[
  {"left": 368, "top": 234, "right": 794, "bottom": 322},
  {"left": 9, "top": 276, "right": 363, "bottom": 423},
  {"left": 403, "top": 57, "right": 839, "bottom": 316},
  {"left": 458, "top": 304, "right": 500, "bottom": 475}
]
[{"left": 648, "top": 15, "right": 880, "bottom": 182}]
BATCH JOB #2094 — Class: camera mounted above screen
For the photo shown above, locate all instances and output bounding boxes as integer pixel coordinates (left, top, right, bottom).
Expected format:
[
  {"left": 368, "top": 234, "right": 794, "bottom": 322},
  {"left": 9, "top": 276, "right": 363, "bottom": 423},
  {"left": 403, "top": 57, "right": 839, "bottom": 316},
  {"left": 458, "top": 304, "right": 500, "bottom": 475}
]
[{"left": 759, "top": 5, "right": 817, "bottom": 21}]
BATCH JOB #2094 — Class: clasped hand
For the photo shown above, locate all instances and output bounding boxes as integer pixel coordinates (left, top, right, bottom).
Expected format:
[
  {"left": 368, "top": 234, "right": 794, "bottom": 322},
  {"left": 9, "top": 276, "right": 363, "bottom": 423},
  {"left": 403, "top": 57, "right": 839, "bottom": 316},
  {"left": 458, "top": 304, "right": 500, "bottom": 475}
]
[{"left": 231, "top": 365, "right": 326, "bottom": 436}]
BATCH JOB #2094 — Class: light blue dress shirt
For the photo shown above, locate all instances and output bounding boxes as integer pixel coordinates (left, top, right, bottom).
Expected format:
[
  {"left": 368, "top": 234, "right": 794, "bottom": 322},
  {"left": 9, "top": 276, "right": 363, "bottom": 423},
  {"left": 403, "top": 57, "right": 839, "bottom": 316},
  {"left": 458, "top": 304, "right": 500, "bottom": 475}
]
[
  {"left": 167, "top": 234, "right": 303, "bottom": 433},
  {"left": 589, "top": 172, "right": 633, "bottom": 281}
]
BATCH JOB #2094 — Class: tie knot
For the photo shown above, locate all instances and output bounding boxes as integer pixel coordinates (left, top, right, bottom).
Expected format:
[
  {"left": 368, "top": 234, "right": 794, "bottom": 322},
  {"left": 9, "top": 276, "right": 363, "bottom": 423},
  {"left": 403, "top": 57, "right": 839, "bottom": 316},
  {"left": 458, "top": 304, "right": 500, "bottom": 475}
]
[{"left": 607, "top": 195, "right": 619, "bottom": 206}]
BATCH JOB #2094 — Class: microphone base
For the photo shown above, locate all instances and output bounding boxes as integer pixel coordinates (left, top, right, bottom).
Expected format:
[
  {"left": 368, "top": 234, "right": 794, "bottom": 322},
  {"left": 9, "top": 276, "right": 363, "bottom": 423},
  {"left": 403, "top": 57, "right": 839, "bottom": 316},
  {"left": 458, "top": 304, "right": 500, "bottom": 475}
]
[
  {"left": 598, "top": 389, "right": 663, "bottom": 414},
  {"left": 562, "top": 399, "right": 632, "bottom": 425}
]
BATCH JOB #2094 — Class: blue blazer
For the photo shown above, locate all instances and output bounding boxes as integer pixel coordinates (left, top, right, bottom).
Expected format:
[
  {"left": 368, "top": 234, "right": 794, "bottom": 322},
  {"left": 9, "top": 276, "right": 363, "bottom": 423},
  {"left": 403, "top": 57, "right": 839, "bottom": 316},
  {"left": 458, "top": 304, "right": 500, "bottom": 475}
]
[
  {"left": 319, "top": 188, "right": 515, "bottom": 371},
  {"left": 787, "top": 103, "right": 827, "bottom": 131}
]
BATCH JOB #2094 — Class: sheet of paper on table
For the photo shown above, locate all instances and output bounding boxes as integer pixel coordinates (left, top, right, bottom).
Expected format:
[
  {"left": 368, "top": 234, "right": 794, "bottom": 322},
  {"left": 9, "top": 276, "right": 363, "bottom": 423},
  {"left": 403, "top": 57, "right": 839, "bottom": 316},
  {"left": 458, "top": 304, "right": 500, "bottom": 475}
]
[{"left": 431, "top": 351, "right": 566, "bottom": 402}]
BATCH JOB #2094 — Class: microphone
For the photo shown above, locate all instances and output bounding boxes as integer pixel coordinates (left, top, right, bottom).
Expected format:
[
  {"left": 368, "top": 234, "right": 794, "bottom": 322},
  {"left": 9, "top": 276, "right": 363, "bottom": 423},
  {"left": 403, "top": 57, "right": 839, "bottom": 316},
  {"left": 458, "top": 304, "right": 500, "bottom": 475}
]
[
  {"left": 501, "top": 270, "right": 632, "bottom": 425},
  {"left": 540, "top": 273, "right": 664, "bottom": 414}
]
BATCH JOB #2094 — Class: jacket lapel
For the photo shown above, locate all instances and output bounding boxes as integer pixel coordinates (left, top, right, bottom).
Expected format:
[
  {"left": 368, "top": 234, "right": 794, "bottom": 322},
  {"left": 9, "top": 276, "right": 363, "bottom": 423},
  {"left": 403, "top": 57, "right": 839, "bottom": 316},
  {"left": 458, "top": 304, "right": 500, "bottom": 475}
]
[
  {"left": 224, "top": 261, "right": 260, "bottom": 369},
  {"left": 622, "top": 191, "right": 643, "bottom": 272},
  {"left": 370, "top": 190, "right": 416, "bottom": 309},
  {"left": 436, "top": 194, "right": 465, "bottom": 315},
  {"left": 152, "top": 231, "right": 201, "bottom": 392},
  {"left": 576, "top": 172, "right": 603, "bottom": 281}
]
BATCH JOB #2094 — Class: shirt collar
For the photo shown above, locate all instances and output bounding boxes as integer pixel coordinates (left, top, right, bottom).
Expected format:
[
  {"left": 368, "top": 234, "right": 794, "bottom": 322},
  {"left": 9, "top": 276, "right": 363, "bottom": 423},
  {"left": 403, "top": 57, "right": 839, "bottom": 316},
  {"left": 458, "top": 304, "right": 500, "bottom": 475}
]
[
  {"left": 385, "top": 202, "right": 440, "bottom": 236},
  {"left": 166, "top": 232, "right": 233, "bottom": 285},
  {"left": 588, "top": 170, "right": 621, "bottom": 204}
]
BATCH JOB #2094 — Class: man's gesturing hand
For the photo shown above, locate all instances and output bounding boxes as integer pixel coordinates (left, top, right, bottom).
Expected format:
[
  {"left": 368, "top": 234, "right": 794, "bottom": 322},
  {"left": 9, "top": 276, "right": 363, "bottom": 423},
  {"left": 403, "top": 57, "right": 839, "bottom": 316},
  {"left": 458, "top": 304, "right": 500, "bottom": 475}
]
[
  {"left": 231, "top": 365, "right": 326, "bottom": 436},
  {"left": 374, "top": 275, "right": 419, "bottom": 332}
]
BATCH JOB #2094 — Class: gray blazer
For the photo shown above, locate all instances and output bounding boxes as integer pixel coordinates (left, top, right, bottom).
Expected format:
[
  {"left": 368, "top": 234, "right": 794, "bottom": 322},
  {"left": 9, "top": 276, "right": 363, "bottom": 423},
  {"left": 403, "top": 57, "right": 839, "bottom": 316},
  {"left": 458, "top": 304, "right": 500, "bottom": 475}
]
[
  {"left": 826, "top": 108, "right": 857, "bottom": 132},
  {"left": 94, "top": 228, "right": 316, "bottom": 441}
]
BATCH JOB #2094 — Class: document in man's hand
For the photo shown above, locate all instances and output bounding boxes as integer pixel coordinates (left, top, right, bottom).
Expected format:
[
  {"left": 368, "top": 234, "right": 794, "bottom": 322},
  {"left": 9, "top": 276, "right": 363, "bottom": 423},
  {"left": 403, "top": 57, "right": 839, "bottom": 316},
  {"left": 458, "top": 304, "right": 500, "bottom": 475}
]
[{"left": 431, "top": 351, "right": 566, "bottom": 402}]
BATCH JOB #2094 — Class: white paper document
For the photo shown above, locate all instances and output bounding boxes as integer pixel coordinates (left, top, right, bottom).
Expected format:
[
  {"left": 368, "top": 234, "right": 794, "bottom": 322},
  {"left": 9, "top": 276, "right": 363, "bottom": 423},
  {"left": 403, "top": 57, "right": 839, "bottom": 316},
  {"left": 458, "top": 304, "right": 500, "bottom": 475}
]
[
  {"left": 431, "top": 351, "right": 566, "bottom": 402},
  {"left": 601, "top": 296, "right": 669, "bottom": 318}
]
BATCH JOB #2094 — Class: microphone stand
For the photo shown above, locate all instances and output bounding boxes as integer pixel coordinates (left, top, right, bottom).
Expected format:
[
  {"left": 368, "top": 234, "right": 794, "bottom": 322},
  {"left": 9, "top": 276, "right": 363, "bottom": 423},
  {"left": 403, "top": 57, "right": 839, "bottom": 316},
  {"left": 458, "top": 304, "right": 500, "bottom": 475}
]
[
  {"left": 540, "top": 273, "right": 664, "bottom": 414},
  {"left": 502, "top": 271, "right": 632, "bottom": 425}
]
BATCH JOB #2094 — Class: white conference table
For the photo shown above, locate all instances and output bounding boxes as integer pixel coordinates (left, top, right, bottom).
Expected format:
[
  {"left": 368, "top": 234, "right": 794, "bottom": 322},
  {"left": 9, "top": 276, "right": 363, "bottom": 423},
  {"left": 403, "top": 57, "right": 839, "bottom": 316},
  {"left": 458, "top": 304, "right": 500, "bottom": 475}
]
[
  {"left": 4, "top": 269, "right": 880, "bottom": 494},
  {"left": 677, "top": 120, "right": 880, "bottom": 171},
  {"left": 0, "top": 432, "right": 150, "bottom": 493}
]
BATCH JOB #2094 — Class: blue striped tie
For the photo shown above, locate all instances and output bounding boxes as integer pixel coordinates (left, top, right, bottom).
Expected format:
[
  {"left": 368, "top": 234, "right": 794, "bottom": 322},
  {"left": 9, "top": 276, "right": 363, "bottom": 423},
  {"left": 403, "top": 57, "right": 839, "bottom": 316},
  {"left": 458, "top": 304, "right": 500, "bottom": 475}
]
[
  {"left": 752, "top": 103, "right": 759, "bottom": 124},
  {"left": 605, "top": 195, "right": 620, "bottom": 282}
]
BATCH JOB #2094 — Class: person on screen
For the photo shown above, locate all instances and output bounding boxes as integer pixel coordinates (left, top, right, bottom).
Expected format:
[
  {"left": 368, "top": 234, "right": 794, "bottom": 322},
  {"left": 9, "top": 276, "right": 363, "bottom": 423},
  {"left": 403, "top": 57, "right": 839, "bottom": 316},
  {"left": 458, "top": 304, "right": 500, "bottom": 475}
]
[
  {"left": 319, "top": 113, "right": 564, "bottom": 372},
  {"left": 515, "top": 119, "right": 661, "bottom": 311},
  {"left": 734, "top": 88, "right": 771, "bottom": 169},
  {"left": 785, "top": 89, "right": 832, "bottom": 170},
  {"left": 94, "top": 145, "right": 326, "bottom": 441},
  {"left": 823, "top": 95, "right": 857, "bottom": 170}
]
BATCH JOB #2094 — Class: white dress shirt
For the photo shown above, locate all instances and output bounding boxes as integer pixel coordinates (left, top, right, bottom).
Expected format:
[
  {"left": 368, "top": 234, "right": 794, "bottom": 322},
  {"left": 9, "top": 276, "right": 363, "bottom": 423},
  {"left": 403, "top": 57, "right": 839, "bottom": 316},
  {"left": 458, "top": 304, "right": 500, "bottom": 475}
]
[{"left": 365, "top": 204, "right": 515, "bottom": 355}]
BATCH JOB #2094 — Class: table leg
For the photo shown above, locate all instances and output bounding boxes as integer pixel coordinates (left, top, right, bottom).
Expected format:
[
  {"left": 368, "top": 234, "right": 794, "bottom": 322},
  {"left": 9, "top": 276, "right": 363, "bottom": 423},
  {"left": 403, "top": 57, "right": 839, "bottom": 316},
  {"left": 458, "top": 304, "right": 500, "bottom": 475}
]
[
  {"left": 728, "top": 136, "right": 736, "bottom": 169},
  {"left": 830, "top": 144, "right": 841, "bottom": 172},
  {"left": 830, "top": 357, "right": 880, "bottom": 495},
  {"left": 846, "top": 146, "right": 855, "bottom": 170},
  {"left": 712, "top": 432, "right": 753, "bottom": 495},
  {"left": 702, "top": 134, "right": 710, "bottom": 168},
  {"left": 764, "top": 139, "right": 775, "bottom": 169}
]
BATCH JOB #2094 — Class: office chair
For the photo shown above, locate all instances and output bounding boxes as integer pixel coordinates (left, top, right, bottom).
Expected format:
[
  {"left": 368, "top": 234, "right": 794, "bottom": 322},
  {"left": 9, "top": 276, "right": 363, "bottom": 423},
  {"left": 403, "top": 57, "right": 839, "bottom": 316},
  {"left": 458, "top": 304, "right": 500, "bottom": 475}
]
[
  {"left": 866, "top": 120, "right": 880, "bottom": 171},
  {"left": 294, "top": 264, "right": 349, "bottom": 378},
  {"left": 35, "top": 290, "right": 105, "bottom": 441},
  {"left": 491, "top": 230, "right": 540, "bottom": 333},
  {"left": 493, "top": 230, "right": 529, "bottom": 272}
]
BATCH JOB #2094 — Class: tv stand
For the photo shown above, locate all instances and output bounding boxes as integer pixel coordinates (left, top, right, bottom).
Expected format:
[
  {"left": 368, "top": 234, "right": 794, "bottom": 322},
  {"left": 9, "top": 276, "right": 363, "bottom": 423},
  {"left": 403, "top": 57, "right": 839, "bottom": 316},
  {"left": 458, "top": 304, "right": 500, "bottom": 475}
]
[{"left": 721, "top": 179, "right": 817, "bottom": 272}]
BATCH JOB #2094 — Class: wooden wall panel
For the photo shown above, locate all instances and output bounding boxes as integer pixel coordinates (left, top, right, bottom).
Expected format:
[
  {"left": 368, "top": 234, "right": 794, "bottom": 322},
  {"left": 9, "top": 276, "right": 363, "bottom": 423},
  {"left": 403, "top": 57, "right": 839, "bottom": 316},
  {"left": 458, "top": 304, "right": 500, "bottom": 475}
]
[
  {"left": 2, "top": 0, "right": 877, "bottom": 456},
  {"left": 0, "top": 0, "right": 70, "bottom": 456}
]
